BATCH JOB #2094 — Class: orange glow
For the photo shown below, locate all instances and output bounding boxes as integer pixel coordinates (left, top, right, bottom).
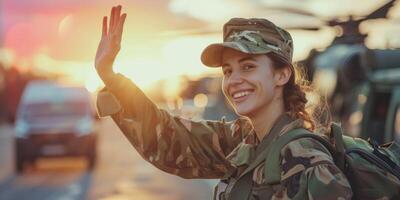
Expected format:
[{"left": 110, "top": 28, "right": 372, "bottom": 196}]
[
  {"left": 5, "top": 22, "right": 45, "bottom": 57},
  {"left": 2, "top": 1, "right": 399, "bottom": 93},
  {"left": 0, "top": 48, "right": 16, "bottom": 69},
  {"left": 193, "top": 93, "right": 208, "bottom": 108},
  {"left": 58, "top": 15, "right": 74, "bottom": 36}
]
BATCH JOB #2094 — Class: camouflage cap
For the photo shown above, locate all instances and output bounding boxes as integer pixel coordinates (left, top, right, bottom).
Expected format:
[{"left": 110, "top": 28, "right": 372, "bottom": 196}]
[{"left": 201, "top": 18, "right": 293, "bottom": 67}]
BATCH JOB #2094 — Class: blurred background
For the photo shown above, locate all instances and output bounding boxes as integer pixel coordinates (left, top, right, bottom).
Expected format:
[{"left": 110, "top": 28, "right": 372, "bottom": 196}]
[{"left": 0, "top": 0, "right": 400, "bottom": 199}]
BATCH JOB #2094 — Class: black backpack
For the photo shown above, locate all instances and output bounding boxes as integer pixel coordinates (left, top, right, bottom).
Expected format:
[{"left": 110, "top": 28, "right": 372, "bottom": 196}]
[
  {"left": 263, "top": 123, "right": 400, "bottom": 199},
  {"left": 229, "top": 123, "right": 400, "bottom": 199}
]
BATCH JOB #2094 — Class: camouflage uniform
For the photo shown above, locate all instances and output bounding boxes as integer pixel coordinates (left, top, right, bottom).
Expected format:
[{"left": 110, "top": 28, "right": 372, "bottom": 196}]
[{"left": 96, "top": 73, "right": 353, "bottom": 199}]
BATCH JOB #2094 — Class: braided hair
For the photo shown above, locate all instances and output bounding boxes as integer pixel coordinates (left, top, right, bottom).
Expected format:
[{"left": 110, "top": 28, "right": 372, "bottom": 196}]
[{"left": 268, "top": 53, "right": 331, "bottom": 132}]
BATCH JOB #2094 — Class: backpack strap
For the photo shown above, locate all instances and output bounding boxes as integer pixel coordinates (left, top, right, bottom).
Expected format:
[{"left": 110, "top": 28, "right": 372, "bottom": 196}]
[
  {"left": 330, "top": 123, "right": 346, "bottom": 170},
  {"left": 227, "top": 115, "right": 294, "bottom": 200},
  {"left": 226, "top": 172, "right": 253, "bottom": 200},
  {"left": 264, "top": 128, "right": 335, "bottom": 185}
]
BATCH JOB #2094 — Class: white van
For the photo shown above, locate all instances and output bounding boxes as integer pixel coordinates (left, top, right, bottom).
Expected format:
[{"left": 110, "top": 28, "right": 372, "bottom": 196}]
[{"left": 14, "top": 80, "right": 97, "bottom": 173}]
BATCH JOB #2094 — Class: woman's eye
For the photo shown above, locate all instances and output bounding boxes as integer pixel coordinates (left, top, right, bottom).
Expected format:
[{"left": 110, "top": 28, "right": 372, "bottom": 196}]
[
  {"left": 242, "top": 64, "right": 255, "bottom": 70},
  {"left": 223, "top": 69, "right": 232, "bottom": 76}
]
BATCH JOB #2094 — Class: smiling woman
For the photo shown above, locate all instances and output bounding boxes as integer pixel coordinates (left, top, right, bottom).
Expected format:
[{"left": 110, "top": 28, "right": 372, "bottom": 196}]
[
  {"left": 94, "top": 5, "right": 353, "bottom": 200},
  {"left": 220, "top": 50, "right": 283, "bottom": 135}
]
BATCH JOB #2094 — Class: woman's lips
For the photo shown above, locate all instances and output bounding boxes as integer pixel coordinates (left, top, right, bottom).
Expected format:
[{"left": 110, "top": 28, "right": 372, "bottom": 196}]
[{"left": 231, "top": 89, "right": 254, "bottom": 103}]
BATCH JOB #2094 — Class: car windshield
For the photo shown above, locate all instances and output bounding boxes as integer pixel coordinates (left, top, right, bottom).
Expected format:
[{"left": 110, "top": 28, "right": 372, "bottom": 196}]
[{"left": 22, "top": 101, "right": 90, "bottom": 119}]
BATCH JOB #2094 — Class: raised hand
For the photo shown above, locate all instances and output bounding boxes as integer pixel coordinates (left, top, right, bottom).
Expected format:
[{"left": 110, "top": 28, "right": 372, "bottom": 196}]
[{"left": 95, "top": 5, "right": 127, "bottom": 83}]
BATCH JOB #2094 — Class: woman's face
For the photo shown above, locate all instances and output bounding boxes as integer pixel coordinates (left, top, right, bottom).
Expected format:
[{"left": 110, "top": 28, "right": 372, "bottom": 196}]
[{"left": 221, "top": 48, "right": 283, "bottom": 117}]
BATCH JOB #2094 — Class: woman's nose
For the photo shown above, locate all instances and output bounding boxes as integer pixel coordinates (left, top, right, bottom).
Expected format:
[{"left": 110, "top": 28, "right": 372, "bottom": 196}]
[{"left": 228, "top": 71, "right": 244, "bottom": 85}]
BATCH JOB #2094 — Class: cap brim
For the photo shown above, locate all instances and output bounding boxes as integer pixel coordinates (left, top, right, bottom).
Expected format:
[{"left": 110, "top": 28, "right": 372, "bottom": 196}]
[{"left": 201, "top": 42, "right": 272, "bottom": 67}]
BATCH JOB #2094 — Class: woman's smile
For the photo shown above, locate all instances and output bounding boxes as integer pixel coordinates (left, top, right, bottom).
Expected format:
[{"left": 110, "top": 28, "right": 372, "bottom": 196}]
[{"left": 231, "top": 88, "right": 255, "bottom": 103}]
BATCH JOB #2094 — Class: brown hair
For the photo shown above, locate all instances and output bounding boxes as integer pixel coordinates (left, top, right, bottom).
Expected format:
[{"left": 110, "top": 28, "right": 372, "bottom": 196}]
[{"left": 268, "top": 53, "right": 331, "bottom": 133}]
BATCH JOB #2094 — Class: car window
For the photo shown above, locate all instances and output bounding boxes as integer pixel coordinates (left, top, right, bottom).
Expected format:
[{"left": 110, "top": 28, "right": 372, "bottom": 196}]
[{"left": 22, "top": 101, "right": 89, "bottom": 119}]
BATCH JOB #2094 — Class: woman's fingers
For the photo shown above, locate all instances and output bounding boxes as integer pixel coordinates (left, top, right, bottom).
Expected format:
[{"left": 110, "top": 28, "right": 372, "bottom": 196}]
[
  {"left": 109, "top": 6, "right": 115, "bottom": 32},
  {"left": 115, "top": 13, "right": 127, "bottom": 42},
  {"left": 102, "top": 16, "right": 108, "bottom": 38},
  {"left": 113, "top": 6, "right": 121, "bottom": 32},
  {"left": 108, "top": 5, "right": 123, "bottom": 34}
]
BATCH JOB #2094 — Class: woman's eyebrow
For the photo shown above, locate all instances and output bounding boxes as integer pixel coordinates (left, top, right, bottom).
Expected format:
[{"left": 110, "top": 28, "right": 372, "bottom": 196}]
[
  {"left": 238, "top": 56, "right": 256, "bottom": 63},
  {"left": 222, "top": 56, "right": 255, "bottom": 67}
]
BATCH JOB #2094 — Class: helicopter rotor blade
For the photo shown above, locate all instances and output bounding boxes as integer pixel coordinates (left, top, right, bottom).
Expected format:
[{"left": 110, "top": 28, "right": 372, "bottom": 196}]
[
  {"left": 364, "top": 0, "right": 397, "bottom": 20},
  {"left": 324, "top": 0, "right": 397, "bottom": 27},
  {"left": 157, "top": 24, "right": 321, "bottom": 38},
  {"left": 158, "top": 29, "right": 220, "bottom": 37},
  {"left": 257, "top": 6, "right": 318, "bottom": 18},
  {"left": 284, "top": 26, "right": 321, "bottom": 31}
]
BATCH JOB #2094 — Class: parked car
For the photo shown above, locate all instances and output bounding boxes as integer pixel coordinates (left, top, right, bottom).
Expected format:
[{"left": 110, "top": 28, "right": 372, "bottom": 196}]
[{"left": 14, "top": 80, "right": 97, "bottom": 173}]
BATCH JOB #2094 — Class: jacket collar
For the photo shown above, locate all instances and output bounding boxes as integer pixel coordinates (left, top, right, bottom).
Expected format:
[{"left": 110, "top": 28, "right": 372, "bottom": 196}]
[
  {"left": 227, "top": 113, "right": 297, "bottom": 169},
  {"left": 235, "top": 113, "right": 304, "bottom": 178},
  {"left": 255, "top": 113, "right": 296, "bottom": 154}
]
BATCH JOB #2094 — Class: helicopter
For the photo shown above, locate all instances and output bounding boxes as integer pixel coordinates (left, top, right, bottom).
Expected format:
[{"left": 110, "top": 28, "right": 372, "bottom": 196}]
[
  {"left": 291, "top": 0, "right": 400, "bottom": 143},
  {"left": 167, "top": 0, "right": 400, "bottom": 143}
]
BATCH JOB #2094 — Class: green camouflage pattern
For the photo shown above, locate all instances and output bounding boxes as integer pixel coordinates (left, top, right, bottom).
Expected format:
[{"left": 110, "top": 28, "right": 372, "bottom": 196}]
[
  {"left": 97, "top": 73, "right": 251, "bottom": 179},
  {"left": 97, "top": 73, "right": 353, "bottom": 199},
  {"left": 201, "top": 18, "right": 293, "bottom": 67},
  {"left": 273, "top": 137, "right": 353, "bottom": 199}
]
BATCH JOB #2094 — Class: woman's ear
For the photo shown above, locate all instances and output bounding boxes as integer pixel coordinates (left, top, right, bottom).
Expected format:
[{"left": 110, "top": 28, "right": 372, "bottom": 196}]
[{"left": 274, "top": 66, "right": 292, "bottom": 86}]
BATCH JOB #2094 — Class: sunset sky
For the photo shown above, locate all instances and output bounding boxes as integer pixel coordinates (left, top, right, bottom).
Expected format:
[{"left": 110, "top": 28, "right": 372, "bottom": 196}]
[{"left": 0, "top": 0, "right": 399, "bottom": 92}]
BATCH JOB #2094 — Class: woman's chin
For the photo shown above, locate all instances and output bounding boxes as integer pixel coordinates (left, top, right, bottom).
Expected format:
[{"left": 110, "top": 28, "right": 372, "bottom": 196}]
[{"left": 234, "top": 107, "right": 255, "bottom": 118}]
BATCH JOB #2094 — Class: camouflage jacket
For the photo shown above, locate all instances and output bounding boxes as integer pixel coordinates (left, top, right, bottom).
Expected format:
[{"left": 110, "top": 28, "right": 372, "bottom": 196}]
[{"left": 96, "top": 73, "right": 353, "bottom": 199}]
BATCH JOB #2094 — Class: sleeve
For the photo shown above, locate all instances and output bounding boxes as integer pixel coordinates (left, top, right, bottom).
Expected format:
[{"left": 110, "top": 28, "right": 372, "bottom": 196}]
[
  {"left": 96, "top": 73, "right": 252, "bottom": 179},
  {"left": 272, "top": 137, "right": 353, "bottom": 200}
]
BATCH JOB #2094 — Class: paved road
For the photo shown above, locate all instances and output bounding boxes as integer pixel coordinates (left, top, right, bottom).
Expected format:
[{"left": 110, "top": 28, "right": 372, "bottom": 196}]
[{"left": 0, "top": 118, "right": 215, "bottom": 200}]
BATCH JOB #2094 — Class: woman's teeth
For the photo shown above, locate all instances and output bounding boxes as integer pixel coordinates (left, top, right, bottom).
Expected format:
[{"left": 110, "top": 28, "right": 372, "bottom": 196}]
[{"left": 232, "top": 90, "right": 251, "bottom": 99}]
